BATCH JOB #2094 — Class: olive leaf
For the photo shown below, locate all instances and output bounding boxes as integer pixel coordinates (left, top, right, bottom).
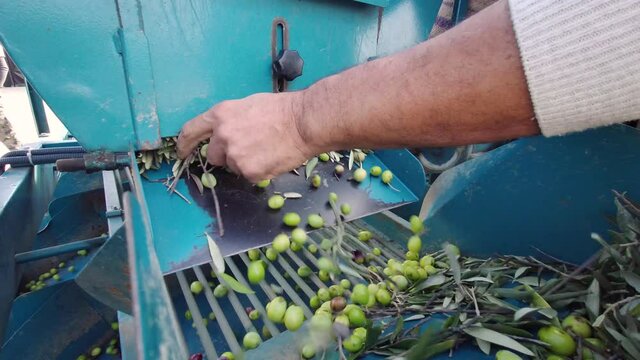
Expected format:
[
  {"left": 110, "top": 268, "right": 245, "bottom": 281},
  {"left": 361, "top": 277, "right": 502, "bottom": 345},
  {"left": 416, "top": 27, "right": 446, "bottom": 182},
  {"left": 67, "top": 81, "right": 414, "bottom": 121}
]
[
  {"left": 283, "top": 192, "right": 303, "bottom": 199},
  {"left": 476, "top": 338, "right": 491, "bottom": 355},
  {"left": 206, "top": 232, "right": 225, "bottom": 274},
  {"left": 462, "top": 326, "right": 534, "bottom": 356},
  {"left": 514, "top": 266, "right": 529, "bottom": 279},
  {"left": 190, "top": 173, "right": 204, "bottom": 195},
  {"left": 305, "top": 157, "right": 318, "bottom": 179},
  {"left": 220, "top": 273, "right": 254, "bottom": 294},
  {"left": 585, "top": 279, "right": 600, "bottom": 321},
  {"left": 404, "top": 314, "right": 426, "bottom": 322},
  {"left": 348, "top": 150, "right": 354, "bottom": 170},
  {"left": 513, "top": 307, "right": 557, "bottom": 321},
  {"left": 463, "top": 276, "right": 494, "bottom": 284},
  {"left": 411, "top": 274, "right": 447, "bottom": 293},
  {"left": 622, "top": 271, "right": 640, "bottom": 293},
  {"left": 444, "top": 244, "right": 461, "bottom": 285},
  {"left": 482, "top": 294, "right": 519, "bottom": 311}
]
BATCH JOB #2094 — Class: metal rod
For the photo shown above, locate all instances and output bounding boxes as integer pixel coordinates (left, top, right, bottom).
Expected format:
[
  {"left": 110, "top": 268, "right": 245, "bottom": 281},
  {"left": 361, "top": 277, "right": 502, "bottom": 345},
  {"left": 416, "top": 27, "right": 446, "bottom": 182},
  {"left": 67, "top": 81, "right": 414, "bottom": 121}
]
[
  {"left": 238, "top": 253, "right": 278, "bottom": 300},
  {"left": 260, "top": 253, "right": 314, "bottom": 319},
  {"left": 193, "top": 266, "right": 243, "bottom": 355},
  {"left": 276, "top": 252, "right": 316, "bottom": 299},
  {"left": 284, "top": 249, "right": 326, "bottom": 290},
  {"left": 222, "top": 258, "right": 259, "bottom": 334},
  {"left": 176, "top": 271, "right": 218, "bottom": 360},
  {"left": 14, "top": 235, "right": 107, "bottom": 264},
  {"left": 225, "top": 257, "right": 280, "bottom": 336}
]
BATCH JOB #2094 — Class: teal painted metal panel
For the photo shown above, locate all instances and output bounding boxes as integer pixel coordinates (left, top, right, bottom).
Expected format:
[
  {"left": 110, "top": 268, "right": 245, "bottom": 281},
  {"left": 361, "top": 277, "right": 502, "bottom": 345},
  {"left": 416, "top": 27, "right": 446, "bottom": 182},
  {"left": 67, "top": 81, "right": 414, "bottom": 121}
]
[{"left": 0, "top": 0, "right": 134, "bottom": 151}]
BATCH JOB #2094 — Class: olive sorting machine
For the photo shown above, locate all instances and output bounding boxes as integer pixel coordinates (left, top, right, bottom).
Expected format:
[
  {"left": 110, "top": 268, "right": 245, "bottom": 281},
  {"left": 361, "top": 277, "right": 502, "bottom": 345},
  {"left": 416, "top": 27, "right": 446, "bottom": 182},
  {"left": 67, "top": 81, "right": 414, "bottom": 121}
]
[{"left": 2, "top": 1, "right": 640, "bottom": 359}]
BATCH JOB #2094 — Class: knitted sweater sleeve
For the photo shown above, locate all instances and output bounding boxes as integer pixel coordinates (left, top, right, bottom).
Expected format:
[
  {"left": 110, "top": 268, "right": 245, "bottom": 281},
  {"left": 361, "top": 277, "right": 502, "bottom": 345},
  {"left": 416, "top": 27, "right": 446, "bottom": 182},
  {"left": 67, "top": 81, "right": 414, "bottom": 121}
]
[{"left": 508, "top": 0, "right": 640, "bottom": 136}]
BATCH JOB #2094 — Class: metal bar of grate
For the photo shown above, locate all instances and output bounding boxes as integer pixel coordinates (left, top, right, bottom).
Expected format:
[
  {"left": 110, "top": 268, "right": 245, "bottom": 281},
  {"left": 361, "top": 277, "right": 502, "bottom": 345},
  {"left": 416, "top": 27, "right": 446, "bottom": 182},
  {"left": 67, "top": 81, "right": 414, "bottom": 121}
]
[
  {"left": 176, "top": 271, "right": 218, "bottom": 360},
  {"left": 284, "top": 249, "right": 326, "bottom": 290},
  {"left": 225, "top": 257, "right": 280, "bottom": 336},
  {"left": 193, "top": 266, "right": 243, "bottom": 355},
  {"left": 260, "top": 253, "right": 314, "bottom": 319},
  {"left": 345, "top": 221, "right": 405, "bottom": 260},
  {"left": 238, "top": 253, "right": 278, "bottom": 300},
  {"left": 221, "top": 259, "right": 257, "bottom": 334},
  {"left": 276, "top": 253, "right": 316, "bottom": 299}
]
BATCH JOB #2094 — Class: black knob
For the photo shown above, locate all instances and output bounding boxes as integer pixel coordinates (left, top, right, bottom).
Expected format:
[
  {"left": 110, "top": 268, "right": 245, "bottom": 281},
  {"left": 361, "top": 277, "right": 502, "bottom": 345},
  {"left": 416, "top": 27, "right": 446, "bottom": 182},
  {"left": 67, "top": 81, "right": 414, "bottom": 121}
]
[{"left": 273, "top": 49, "right": 304, "bottom": 82}]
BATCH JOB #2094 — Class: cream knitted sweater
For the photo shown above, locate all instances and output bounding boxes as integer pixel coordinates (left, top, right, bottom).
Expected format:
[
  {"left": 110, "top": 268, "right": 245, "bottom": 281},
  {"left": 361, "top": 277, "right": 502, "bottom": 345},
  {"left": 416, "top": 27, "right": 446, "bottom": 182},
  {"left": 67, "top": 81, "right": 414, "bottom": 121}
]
[{"left": 508, "top": 0, "right": 640, "bottom": 136}]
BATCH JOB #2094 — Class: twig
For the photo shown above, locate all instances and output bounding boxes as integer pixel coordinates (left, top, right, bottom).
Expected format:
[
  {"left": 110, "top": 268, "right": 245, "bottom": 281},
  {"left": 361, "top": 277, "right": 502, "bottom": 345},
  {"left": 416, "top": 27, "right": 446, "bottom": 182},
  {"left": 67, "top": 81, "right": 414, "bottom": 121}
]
[
  {"left": 163, "top": 183, "right": 191, "bottom": 204},
  {"left": 545, "top": 251, "right": 601, "bottom": 296},
  {"left": 210, "top": 187, "right": 224, "bottom": 237},
  {"left": 530, "top": 246, "right": 580, "bottom": 268},
  {"left": 336, "top": 337, "right": 347, "bottom": 360}
]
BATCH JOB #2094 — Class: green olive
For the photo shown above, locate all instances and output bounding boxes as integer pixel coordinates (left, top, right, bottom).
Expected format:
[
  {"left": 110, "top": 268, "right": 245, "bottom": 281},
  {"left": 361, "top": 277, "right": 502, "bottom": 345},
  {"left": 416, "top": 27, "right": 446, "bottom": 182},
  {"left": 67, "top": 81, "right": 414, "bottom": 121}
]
[
  {"left": 266, "top": 296, "right": 287, "bottom": 323},
  {"left": 420, "top": 255, "right": 434, "bottom": 267},
  {"left": 351, "top": 284, "right": 370, "bottom": 305},
  {"left": 284, "top": 305, "right": 305, "bottom": 331},
  {"left": 391, "top": 275, "right": 409, "bottom": 290},
  {"left": 208, "top": 312, "right": 216, "bottom": 320},
  {"left": 301, "top": 344, "right": 316, "bottom": 359},
  {"left": 247, "top": 261, "right": 266, "bottom": 284},
  {"left": 68, "top": 266, "right": 76, "bottom": 272},
  {"left": 376, "top": 288, "right": 392, "bottom": 306},
  {"left": 537, "top": 326, "right": 576, "bottom": 356},
  {"left": 201, "top": 173, "right": 217, "bottom": 189},
  {"left": 90, "top": 347, "right": 101, "bottom": 357},
  {"left": 495, "top": 350, "right": 523, "bottom": 360},
  {"left": 291, "top": 228, "right": 307, "bottom": 244},
  {"left": 307, "top": 244, "right": 318, "bottom": 254},
  {"left": 77, "top": 249, "right": 88, "bottom": 256},
  {"left": 76, "top": 355, "right": 87, "bottom": 360},
  {"left": 353, "top": 327, "right": 367, "bottom": 339},
  {"left": 372, "top": 247, "right": 382, "bottom": 256},
  {"left": 562, "top": 315, "right": 592, "bottom": 338},
  {"left": 319, "top": 153, "right": 330, "bottom": 162},
  {"left": 58, "top": 262, "right": 65, "bottom": 268},
  {"left": 340, "top": 203, "right": 352, "bottom": 215},
  {"left": 409, "top": 215, "right": 424, "bottom": 234},
  {"left": 358, "top": 231, "right": 372, "bottom": 241},
  {"left": 310, "top": 313, "right": 333, "bottom": 332},
  {"left": 311, "top": 174, "right": 322, "bottom": 188},
  {"left": 297, "top": 266, "right": 312, "bottom": 278},
  {"left": 405, "top": 251, "right": 419, "bottom": 261},
  {"left": 340, "top": 279, "right": 352, "bottom": 289},
  {"left": 272, "top": 233, "right": 290, "bottom": 253},
  {"left": 329, "top": 285, "right": 344, "bottom": 298},
  {"left": 290, "top": 242, "right": 303, "bottom": 251},
  {"left": 49, "top": 268, "right": 58, "bottom": 275},
  {"left": 370, "top": 166, "right": 382, "bottom": 176},
  {"left": 381, "top": 170, "right": 393, "bottom": 184},
  {"left": 262, "top": 325, "right": 272, "bottom": 339},
  {"left": 347, "top": 306, "right": 366, "bottom": 327},
  {"left": 334, "top": 164, "right": 345, "bottom": 175},
  {"left": 309, "top": 295, "right": 321, "bottom": 309},
  {"left": 320, "top": 238, "right": 333, "bottom": 250},
  {"left": 249, "top": 309, "right": 260, "bottom": 320},
  {"left": 267, "top": 195, "right": 285, "bottom": 210},
  {"left": 334, "top": 314, "right": 350, "bottom": 328},
  {"left": 407, "top": 235, "right": 422, "bottom": 253},
  {"left": 342, "top": 334, "right": 364, "bottom": 353},
  {"left": 416, "top": 267, "right": 428, "bottom": 280},
  {"left": 403, "top": 266, "right": 420, "bottom": 282},
  {"left": 200, "top": 144, "right": 209, "bottom": 158},
  {"left": 185, "top": 310, "right": 193, "bottom": 321},
  {"left": 307, "top": 214, "right": 324, "bottom": 229},
  {"left": 317, "top": 257, "right": 337, "bottom": 273},
  {"left": 328, "top": 192, "right": 339, "bottom": 204},
  {"left": 256, "top": 179, "right": 271, "bottom": 188},
  {"left": 111, "top": 322, "right": 119, "bottom": 330},
  {"left": 424, "top": 264, "right": 437, "bottom": 274},
  {"left": 317, "top": 288, "right": 331, "bottom": 302},
  {"left": 318, "top": 270, "right": 330, "bottom": 282},
  {"left": 213, "top": 284, "right": 228, "bottom": 298},
  {"left": 264, "top": 247, "right": 278, "bottom": 261},
  {"left": 221, "top": 352, "right": 235, "bottom": 360},
  {"left": 353, "top": 168, "right": 367, "bottom": 183},
  {"left": 546, "top": 356, "right": 565, "bottom": 360},
  {"left": 247, "top": 249, "right": 261, "bottom": 261},
  {"left": 190, "top": 281, "right": 204, "bottom": 295},
  {"left": 242, "top": 331, "right": 261, "bottom": 349},
  {"left": 53, "top": 274, "right": 61, "bottom": 281},
  {"left": 283, "top": 212, "right": 301, "bottom": 227}
]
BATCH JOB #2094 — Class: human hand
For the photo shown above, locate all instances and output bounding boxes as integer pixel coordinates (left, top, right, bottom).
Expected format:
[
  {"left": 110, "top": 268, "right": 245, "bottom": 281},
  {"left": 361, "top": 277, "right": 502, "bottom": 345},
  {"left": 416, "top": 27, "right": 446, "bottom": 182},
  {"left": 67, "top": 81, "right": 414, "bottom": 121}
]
[{"left": 177, "top": 92, "right": 314, "bottom": 183}]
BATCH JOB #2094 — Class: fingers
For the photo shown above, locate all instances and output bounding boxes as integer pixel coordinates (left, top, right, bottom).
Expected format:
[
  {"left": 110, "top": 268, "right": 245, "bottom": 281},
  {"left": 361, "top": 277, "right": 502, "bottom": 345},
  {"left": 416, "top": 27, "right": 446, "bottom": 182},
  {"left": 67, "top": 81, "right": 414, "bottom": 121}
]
[
  {"left": 206, "top": 141, "right": 227, "bottom": 167},
  {"left": 177, "top": 113, "right": 214, "bottom": 159}
]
